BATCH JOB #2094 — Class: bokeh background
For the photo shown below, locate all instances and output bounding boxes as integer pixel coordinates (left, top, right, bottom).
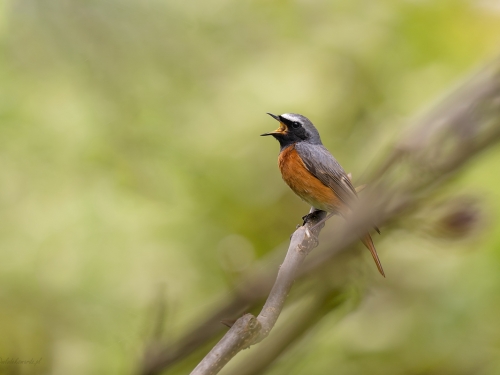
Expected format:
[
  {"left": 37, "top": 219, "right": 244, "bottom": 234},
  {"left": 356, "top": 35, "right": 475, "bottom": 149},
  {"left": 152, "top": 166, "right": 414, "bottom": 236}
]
[{"left": 2, "top": 0, "right": 500, "bottom": 374}]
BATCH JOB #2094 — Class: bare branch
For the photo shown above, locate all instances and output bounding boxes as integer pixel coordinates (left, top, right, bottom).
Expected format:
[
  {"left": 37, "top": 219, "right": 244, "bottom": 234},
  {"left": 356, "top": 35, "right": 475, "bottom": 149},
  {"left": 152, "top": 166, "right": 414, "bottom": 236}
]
[
  {"left": 191, "top": 314, "right": 260, "bottom": 375},
  {"left": 220, "top": 288, "right": 346, "bottom": 375},
  {"left": 191, "top": 210, "right": 327, "bottom": 375}
]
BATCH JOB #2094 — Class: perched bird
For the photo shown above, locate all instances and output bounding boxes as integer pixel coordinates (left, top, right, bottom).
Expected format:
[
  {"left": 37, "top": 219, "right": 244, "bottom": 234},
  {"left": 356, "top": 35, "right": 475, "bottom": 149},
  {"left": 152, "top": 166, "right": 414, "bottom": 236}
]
[{"left": 261, "top": 113, "right": 385, "bottom": 277}]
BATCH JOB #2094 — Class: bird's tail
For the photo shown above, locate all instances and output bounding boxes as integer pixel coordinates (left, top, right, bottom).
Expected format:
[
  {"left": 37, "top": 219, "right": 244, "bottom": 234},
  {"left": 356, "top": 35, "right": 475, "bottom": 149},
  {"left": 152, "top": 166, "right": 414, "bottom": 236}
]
[{"left": 361, "top": 233, "right": 385, "bottom": 277}]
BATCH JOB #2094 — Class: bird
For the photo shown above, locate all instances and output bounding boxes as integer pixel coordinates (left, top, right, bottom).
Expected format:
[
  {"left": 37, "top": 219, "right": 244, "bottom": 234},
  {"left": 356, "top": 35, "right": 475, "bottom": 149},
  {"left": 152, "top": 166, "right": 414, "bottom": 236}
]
[{"left": 261, "top": 113, "right": 385, "bottom": 277}]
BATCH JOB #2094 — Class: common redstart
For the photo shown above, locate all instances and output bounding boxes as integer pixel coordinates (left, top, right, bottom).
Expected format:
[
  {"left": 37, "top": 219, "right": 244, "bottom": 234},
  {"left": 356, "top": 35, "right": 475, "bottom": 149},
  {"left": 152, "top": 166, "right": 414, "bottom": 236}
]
[{"left": 262, "top": 113, "right": 385, "bottom": 277}]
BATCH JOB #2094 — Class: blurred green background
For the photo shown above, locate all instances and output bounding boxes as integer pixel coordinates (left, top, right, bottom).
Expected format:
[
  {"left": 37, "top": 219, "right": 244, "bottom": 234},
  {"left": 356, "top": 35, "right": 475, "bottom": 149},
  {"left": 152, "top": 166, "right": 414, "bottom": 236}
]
[{"left": 2, "top": 0, "right": 500, "bottom": 374}]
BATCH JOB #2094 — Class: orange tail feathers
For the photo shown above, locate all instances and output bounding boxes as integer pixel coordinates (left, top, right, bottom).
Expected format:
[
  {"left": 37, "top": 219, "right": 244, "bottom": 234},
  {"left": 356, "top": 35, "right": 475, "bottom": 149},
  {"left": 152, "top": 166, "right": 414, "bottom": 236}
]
[{"left": 361, "top": 234, "right": 385, "bottom": 277}]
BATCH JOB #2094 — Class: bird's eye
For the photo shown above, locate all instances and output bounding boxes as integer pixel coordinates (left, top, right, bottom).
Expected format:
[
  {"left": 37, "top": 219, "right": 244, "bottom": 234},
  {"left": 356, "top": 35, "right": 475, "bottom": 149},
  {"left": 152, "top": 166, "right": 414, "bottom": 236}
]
[{"left": 291, "top": 122, "right": 301, "bottom": 129}]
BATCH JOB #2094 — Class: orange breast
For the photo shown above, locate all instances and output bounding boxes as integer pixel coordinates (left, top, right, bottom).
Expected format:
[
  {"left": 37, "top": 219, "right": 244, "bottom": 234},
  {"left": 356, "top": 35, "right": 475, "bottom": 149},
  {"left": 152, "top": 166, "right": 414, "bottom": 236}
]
[{"left": 278, "top": 145, "right": 344, "bottom": 213}]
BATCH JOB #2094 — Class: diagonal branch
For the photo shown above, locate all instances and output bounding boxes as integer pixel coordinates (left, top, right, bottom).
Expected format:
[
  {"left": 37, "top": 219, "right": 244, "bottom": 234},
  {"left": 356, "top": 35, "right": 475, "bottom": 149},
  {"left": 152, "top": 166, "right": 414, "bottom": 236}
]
[
  {"left": 191, "top": 210, "right": 327, "bottom": 375},
  {"left": 220, "top": 288, "right": 346, "bottom": 375}
]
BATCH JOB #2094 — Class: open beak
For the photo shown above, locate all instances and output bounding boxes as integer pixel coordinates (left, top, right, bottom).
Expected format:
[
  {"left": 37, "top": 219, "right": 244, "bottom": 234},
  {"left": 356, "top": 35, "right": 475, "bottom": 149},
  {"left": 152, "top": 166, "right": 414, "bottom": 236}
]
[{"left": 261, "top": 113, "right": 287, "bottom": 136}]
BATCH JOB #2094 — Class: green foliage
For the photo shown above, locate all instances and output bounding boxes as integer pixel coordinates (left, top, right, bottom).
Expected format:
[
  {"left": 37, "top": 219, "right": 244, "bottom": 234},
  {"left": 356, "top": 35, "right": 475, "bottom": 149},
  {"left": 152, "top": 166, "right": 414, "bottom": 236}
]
[{"left": 1, "top": 0, "right": 500, "bottom": 374}]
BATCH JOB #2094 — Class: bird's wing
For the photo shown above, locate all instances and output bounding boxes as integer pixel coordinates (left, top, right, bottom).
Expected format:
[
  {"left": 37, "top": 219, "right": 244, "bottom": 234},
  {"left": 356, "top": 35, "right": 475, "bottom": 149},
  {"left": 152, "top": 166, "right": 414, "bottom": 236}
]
[{"left": 295, "top": 142, "right": 358, "bottom": 206}]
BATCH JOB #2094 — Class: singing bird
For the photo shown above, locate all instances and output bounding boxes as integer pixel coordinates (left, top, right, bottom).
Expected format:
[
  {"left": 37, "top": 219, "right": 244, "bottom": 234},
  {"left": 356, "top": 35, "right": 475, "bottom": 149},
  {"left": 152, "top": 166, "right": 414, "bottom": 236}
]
[{"left": 261, "top": 113, "right": 385, "bottom": 277}]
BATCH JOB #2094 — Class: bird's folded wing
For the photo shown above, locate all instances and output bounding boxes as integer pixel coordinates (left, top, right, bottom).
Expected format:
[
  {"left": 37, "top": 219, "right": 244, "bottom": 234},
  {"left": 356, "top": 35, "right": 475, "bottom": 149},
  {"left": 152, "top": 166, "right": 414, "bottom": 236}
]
[{"left": 295, "top": 142, "right": 358, "bottom": 206}]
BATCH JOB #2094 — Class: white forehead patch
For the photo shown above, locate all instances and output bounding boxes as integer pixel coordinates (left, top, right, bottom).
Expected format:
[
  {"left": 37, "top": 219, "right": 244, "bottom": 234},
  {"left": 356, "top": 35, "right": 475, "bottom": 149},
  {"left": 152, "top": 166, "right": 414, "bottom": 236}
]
[{"left": 280, "top": 113, "right": 301, "bottom": 123}]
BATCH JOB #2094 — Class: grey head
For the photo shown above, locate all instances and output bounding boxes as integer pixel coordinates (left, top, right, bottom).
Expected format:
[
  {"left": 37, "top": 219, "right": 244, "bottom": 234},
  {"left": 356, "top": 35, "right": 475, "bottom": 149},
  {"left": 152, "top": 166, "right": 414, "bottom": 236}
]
[{"left": 261, "top": 113, "right": 323, "bottom": 150}]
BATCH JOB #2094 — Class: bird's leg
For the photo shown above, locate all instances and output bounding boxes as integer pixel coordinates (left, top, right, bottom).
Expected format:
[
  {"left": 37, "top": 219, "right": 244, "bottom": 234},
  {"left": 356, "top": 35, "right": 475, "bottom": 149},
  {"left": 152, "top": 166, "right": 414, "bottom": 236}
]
[
  {"left": 310, "top": 212, "right": 336, "bottom": 231},
  {"left": 302, "top": 208, "right": 326, "bottom": 238},
  {"left": 301, "top": 208, "right": 324, "bottom": 226},
  {"left": 301, "top": 213, "right": 311, "bottom": 225}
]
